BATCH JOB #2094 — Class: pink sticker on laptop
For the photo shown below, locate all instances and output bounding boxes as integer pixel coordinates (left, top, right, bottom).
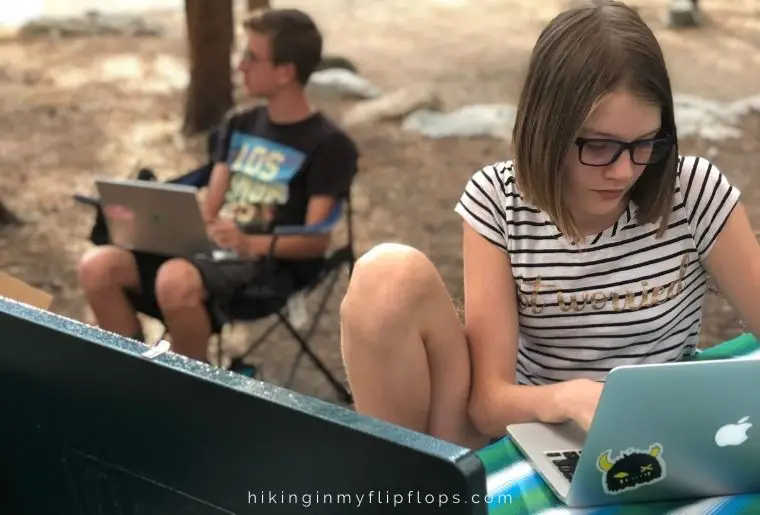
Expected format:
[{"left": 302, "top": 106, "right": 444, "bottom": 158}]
[{"left": 103, "top": 204, "right": 136, "bottom": 221}]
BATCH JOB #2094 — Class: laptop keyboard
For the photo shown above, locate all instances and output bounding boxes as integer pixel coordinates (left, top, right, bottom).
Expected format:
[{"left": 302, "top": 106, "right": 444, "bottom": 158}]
[{"left": 545, "top": 450, "right": 581, "bottom": 482}]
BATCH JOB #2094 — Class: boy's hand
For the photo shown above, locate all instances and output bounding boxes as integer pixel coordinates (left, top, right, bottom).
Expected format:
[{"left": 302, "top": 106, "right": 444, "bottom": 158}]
[{"left": 207, "top": 219, "right": 245, "bottom": 253}]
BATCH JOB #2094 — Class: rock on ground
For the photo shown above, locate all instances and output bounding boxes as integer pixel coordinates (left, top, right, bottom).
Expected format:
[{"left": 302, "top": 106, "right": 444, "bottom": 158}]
[
  {"left": 19, "top": 11, "right": 164, "bottom": 38},
  {"left": 342, "top": 84, "right": 442, "bottom": 127}
]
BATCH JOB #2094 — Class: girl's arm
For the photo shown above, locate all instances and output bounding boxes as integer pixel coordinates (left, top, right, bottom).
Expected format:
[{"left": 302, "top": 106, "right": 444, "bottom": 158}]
[
  {"left": 703, "top": 203, "right": 760, "bottom": 338},
  {"left": 463, "top": 223, "right": 598, "bottom": 437}
]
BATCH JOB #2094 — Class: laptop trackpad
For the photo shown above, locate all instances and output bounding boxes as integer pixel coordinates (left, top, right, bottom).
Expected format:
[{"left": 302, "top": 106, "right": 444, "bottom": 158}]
[{"left": 509, "top": 420, "right": 586, "bottom": 452}]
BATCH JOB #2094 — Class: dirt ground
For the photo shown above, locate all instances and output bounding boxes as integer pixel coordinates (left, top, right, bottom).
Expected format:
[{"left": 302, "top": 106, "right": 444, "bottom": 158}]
[{"left": 1, "top": 0, "right": 759, "bottom": 404}]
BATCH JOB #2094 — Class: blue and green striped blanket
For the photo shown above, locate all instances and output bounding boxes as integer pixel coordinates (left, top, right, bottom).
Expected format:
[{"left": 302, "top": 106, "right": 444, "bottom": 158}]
[{"left": 478, "top": 333, "right": 760, "bottom": 514}]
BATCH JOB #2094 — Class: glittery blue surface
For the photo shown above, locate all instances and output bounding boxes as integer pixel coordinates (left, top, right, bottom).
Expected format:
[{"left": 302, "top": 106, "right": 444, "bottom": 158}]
[{"left": 0, "top": 296, "right": 473, "bottom": 462}]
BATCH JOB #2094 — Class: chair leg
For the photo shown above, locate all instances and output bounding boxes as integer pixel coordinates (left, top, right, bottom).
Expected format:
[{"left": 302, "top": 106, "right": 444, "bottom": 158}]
[
  {"left": 235, "top": 316, "right": 284, "bottom": 363},
  {"left": 283, "top": 351, "right": 305, "bottom": 389},
  {"left": 282, "top": 270, "right": 351, "bottom": 402},
  {"left": 225, "top": 268, "right": 353, "bottom": 403},
  {"left": 305, "top": 270, "right": 341, "bottom": 340},
  {"left": 278, "top": 312, "right": 352, "bottom": 403},
  {"left": 282, "top": 269, "right": 340, "bottom": 390},
  {"left": 236, "top": 271, "right": 340, "bottom": 372}
]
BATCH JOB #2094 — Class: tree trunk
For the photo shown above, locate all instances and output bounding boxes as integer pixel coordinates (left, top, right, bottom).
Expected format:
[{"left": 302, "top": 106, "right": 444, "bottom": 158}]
[
  {"left": 247, "top": 0, "right": 269, "bottom": 11},
  {"left": 182, "top": 0, "right": 234, "bottom": 136}
]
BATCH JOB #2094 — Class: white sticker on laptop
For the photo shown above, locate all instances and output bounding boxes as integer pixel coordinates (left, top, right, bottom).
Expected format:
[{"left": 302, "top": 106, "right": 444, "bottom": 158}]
[{"left": 597, "top": 442, "right": 666, "bottom": 495}]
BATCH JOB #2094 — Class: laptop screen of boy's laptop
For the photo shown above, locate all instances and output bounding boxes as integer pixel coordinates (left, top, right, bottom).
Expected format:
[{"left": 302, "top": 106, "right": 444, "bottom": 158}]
[{"left": 0, "top": 298, "right": 487, "bottom": 515}]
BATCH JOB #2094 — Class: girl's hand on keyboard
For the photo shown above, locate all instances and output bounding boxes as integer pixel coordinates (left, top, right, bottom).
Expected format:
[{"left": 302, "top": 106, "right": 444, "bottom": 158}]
[{"left": 558, "top": 379, "right": 604, "bottom": 432}]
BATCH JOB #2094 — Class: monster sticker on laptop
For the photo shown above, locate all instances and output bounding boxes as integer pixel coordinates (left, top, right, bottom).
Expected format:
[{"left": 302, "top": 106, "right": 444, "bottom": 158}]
[{"left": 596, "top": 443, "right": 666, "bottom": 495}]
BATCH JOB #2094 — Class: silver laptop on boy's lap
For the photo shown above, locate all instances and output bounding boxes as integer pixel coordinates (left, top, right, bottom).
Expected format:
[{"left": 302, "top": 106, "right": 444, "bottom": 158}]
[
  {"left": 507, "top": 359, "right": 760, "bottom": 508},
  {"left": 95, "top": 178, "right": 236, "bottom": 260}
]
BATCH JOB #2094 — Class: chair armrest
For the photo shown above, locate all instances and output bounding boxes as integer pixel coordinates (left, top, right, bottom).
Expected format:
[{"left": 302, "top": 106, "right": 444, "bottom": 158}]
[
  {"left": 73, "top": 194, "right": 101, "bottom": 208},
  {"left": 169, "top": 163, "right": 213, "bottom": 188},
  {"left": 273, "top": 202, "right": 343, "bottom": 236},
  {"left": 73, "top": 194, "right": 111, "bottom": 245},
  {"left": 263, "top": 202, "right": 343, "bottom": 262}
]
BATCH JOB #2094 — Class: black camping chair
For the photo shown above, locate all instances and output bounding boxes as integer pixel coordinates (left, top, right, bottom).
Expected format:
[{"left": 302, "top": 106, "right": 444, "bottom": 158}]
[{"left": 73, "top": 161, "right": 355, "bottom": 404}]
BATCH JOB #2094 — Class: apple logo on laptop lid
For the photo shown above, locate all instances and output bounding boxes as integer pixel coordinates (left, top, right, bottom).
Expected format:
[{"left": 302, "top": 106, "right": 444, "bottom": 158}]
[{"left": 715, "top": 417, "right": 752, "bottom": 448}]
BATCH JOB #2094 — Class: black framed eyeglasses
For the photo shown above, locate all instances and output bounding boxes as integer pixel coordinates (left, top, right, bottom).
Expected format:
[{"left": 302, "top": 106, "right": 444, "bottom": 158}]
[{"left": 574, "top": 134, "right": 673, "bottom": 167}]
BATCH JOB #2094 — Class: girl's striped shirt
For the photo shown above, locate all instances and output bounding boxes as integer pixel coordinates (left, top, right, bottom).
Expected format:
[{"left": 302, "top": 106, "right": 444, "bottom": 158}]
[{"left": 455, "top": 156, "right": 740, "bottom": 385}]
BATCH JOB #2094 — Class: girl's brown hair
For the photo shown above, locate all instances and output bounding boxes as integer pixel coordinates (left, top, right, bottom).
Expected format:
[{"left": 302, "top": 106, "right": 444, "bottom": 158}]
[{"left": 512, "top": 0, "right": 679, "bottom": 241}]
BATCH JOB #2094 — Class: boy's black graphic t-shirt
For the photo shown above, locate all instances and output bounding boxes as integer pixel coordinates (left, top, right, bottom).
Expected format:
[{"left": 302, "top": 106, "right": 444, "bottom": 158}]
[{"left": 213, "top": 105, "right": 358, "bottom": 235}]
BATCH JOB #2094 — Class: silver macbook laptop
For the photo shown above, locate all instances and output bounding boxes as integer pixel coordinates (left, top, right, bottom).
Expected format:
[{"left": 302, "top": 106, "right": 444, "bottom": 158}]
[
  {"left": 507, "top": 358, "right": 760, "bottom": 508},
  {"left": 95, "top": 178, "right": 237, "bottom": 260}
]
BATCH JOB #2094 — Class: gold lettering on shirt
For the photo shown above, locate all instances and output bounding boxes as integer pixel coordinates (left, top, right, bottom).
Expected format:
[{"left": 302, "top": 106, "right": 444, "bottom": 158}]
[
  {"left": 518, "top": 277, "right": 554, "bottom": 314},
  {"left": 518, "top": 255, "right": 689, "bottom": 313}
]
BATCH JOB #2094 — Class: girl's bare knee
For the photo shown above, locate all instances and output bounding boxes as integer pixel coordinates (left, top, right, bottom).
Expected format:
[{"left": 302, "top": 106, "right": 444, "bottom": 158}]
[{"left": 342, "top": 243, "right": 439, "bottom": 321}]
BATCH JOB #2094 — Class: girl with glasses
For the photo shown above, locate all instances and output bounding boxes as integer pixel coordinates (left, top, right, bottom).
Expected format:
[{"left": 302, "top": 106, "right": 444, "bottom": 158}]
[{"left": 339, "top": 0, "right": 756, "bottom": 449}]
